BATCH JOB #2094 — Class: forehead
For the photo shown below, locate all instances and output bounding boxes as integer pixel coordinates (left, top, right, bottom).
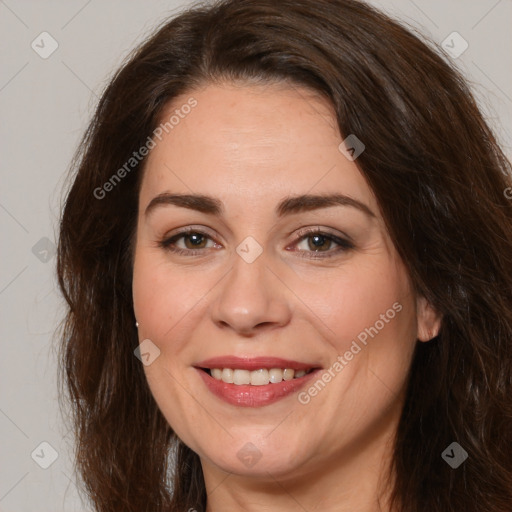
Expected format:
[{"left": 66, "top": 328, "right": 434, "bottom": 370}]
[{"left": 139, "top": 82, "right": 377, "bottom": 214}]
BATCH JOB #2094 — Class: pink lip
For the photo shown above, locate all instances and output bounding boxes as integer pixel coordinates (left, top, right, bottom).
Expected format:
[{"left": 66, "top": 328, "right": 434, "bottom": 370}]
[
  {"left": 194, "top": 356, "right": 322, "bottom": 408},
  {"left": 195, "top": 355, "right": 317, "bottom": 371}
]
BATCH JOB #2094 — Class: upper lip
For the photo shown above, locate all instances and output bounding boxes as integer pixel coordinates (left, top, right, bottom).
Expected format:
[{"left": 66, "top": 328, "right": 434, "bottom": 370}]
[{"left": 194, "top": 356, "right": 321, "bottom": 371}]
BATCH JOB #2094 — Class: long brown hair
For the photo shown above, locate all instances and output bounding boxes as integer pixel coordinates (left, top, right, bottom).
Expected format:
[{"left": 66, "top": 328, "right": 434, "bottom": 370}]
[{"left": 56, "top": 0, "right": 512, "bottom": 510}]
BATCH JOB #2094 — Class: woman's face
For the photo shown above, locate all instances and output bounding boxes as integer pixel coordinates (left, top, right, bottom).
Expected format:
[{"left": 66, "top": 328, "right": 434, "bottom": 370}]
[{"left": 132, "top": 82, "right": 440, "bottom": 482}]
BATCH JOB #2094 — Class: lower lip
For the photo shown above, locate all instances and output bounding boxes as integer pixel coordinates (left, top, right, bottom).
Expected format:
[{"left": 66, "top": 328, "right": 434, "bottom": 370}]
[{"left": 196, "top": 368, "right": 321, "bottom": 407}]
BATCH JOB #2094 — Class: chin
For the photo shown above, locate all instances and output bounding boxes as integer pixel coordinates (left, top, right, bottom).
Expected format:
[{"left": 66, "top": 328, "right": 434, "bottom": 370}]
[{"left": 196, "top": 432, "right": 312, "bottom": 478}]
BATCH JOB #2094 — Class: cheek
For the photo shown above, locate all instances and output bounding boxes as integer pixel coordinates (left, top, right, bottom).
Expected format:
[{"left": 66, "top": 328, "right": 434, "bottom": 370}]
[
  {"left": 132, "top": 250, "right": 206, "bottom": 342},
  {"left": 301, "top": 256, "right": 414, "bottom": 354},
  {"left": 294, "top": 261, "right": 416, "bottom": 444},
  {"left": 132, "top": 253, "right": 170, "bottom": 335},
  {"left": 132, "top": 250, "right": 205, "bottom": 437},
  {"left": 326, "top": 260, "right": 417, "bottom": 413}
]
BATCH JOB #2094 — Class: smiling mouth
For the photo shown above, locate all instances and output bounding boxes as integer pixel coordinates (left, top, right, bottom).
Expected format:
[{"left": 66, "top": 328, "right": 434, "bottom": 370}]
[
  {"left": 200, "top": 367, "right": 316, "bottom": 385},
  {"left": 194, "top": 355, "right": 322, "bottom": 407}
]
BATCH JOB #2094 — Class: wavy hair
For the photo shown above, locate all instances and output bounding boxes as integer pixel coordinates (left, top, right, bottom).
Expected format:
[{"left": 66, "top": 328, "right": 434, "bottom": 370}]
[{"left": 56, "top": 0, "right": 512, "bottom": 510}]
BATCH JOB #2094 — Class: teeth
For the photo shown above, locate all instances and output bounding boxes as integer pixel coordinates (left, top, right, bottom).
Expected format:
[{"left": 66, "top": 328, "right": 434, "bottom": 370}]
[
  {"left": 269, "top": 368, "right": 283, "bottom": 383},
  {"left": 221, "top": 368, "right": 234, "bottom": 383},
  {"left": 283, "top": 368, "right": 295, "bottom": 381},
  {"left": 233, "top": 369, "right": 251, "bottom": 385},
  {"left": 250, "top": 369, "right": 269, "bottom": 386},
  {"left": 208, "top": 367, "right": 312, "bottom": 385}
]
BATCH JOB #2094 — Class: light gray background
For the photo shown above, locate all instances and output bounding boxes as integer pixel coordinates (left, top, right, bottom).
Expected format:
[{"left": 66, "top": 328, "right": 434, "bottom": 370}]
[{"left": 1, "top": 1, "right": 511, "bottom": 510}]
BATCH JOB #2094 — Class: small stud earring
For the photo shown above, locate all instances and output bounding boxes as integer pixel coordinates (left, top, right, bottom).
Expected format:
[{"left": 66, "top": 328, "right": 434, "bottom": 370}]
[{"left": 135, "top": 321, "right": 139, "bottom": 328}]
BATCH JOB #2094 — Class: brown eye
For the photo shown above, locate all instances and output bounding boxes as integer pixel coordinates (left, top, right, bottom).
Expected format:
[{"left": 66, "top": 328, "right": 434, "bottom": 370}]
[
  {"left": 292, "top": 229, "right": 355, "bottom": 259},
  {"left": 305, "top": 234, "right": 333, "bottom": 252},
  {"left": 159, "top": 229, "right": 219, "bottom": 255},
  {"left": 182, "top": 232, "right": 208, "bottom": 249}
]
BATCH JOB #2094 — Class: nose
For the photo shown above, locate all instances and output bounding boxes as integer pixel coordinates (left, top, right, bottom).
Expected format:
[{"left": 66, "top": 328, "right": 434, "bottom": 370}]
[{"left": 210, "top": 251, "right": 292, "bottom": 336}]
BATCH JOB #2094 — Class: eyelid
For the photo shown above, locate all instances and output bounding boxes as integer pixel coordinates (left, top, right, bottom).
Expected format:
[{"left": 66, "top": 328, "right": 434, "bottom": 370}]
[
  {"left": 286, "top": 227, "right": 354, "bottom": 259},
  {"left": 161, "top": 225, "right": 219, "bottom": 242},
  {"left": 158, "top": 225, "right": 354, "bottom": 257},
  {"left": 159, "top": 226, "right": 220, "bottom": 252},
  {"left": 290, "top": 226, "right": 354, "bottom": 245}
]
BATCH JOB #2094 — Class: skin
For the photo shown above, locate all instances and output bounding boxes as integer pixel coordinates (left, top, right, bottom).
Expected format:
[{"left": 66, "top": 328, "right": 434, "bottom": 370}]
[{"left": 132, "top": 81, "right": 441, "bottom": 512}]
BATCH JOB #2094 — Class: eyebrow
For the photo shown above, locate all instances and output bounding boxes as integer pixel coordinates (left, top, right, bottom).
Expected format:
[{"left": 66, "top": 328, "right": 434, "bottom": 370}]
[{"left": 144, "top": 192, "right": 376, "bottom": 219}]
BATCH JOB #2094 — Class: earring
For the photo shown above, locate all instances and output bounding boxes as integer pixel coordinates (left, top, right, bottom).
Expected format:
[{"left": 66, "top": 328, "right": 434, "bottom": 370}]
[{"left": 135, "top": 321, "right": 139, "bottom": 328}]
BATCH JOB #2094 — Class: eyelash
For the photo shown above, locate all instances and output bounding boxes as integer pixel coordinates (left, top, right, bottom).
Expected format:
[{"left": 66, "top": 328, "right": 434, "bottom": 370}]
[{"left": 158, "top": 227, "right": 354, "bottom": 259}]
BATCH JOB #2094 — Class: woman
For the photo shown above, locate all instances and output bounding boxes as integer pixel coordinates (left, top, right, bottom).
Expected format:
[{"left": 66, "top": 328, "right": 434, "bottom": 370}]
[{"left": 56, "top": 0, "right": 512, "bottom": 511}]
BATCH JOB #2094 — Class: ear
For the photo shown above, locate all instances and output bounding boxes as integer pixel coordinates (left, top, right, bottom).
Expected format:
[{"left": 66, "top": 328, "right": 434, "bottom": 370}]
[{"left": 416, "top": 296, "right": 442, "bottom": 342}]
